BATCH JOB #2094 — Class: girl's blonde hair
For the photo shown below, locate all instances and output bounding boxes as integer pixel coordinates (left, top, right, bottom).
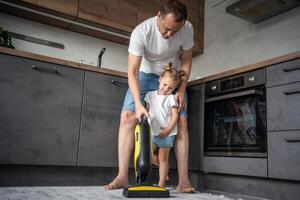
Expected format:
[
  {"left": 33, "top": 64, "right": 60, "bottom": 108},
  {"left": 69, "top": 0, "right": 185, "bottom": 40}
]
[{"left": 161, "top": 62, "right": 187, "bottom": 87}]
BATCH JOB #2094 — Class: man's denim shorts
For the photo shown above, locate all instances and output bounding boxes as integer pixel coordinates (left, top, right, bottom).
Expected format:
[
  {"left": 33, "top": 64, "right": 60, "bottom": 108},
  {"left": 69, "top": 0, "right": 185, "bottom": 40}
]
[
  {"left": 152, "top": 135, "right": 176, "bottom": 148},
  {"left": 122, "top": 71, "right": 188, "bottom": 118}
]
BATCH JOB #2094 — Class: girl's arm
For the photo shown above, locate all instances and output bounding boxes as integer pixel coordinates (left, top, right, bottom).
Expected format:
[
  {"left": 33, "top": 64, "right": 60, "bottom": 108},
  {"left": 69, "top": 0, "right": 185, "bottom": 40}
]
[
  {"left": 145, "top": 102, "right": 150, "bottom": 112},
  {"left": 159, "top": 106, "right": 179, "bottom": 138}
]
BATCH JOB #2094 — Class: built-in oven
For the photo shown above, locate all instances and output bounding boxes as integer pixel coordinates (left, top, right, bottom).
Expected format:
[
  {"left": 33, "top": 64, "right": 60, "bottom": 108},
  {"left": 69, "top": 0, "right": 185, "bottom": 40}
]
[{"left": 204, "top": 68, "right": 267, "bottom": 157}]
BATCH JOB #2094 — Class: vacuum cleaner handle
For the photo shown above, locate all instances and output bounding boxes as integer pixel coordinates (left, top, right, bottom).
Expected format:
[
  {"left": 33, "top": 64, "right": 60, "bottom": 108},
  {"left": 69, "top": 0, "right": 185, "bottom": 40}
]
[{"left": 134, "top": 115, "right": 152, "bottom": 184}]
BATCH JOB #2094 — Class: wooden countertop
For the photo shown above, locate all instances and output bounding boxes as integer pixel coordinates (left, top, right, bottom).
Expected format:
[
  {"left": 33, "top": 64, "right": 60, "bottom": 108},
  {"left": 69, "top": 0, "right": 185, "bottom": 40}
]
[
  {"left": 0, "top": 47, "right": 127, "bottom": 78},
  {"left": 1, "top": 47, "right": 300, "bottom": 84},
  {"left": 188, "top": 50, "right": 300, "bottom": 86}
]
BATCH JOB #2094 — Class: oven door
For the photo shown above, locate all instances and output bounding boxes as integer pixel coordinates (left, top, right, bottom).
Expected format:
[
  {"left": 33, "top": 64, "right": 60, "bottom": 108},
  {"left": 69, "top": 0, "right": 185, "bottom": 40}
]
[{"left": 204, "top": 86, "right": 267, "bottom": 157}]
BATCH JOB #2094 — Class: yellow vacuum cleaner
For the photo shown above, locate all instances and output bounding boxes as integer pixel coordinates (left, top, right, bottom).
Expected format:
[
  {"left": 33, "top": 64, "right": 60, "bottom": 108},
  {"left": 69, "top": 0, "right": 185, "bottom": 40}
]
[{"left": 123, "top": 115, "right": 170, "bottom": 198}]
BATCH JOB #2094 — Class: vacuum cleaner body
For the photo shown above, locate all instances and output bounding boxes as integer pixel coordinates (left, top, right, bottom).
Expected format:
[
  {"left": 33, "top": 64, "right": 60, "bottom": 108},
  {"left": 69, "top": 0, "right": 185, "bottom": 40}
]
[{"left": 123, "top": 116, "right": 170, "bottom": 198}]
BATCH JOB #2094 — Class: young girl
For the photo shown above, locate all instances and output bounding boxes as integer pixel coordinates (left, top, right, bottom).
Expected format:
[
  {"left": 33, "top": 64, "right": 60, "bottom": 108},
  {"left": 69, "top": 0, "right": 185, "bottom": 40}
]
[{"left": 144, "top": 63, "right": 186, "bottom": 188}]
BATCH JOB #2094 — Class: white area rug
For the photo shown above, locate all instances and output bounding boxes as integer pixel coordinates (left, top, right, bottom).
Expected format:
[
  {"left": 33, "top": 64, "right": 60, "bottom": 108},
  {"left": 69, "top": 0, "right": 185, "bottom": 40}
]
[{"left": 0, "top": 186, "right": 243, "bottom": 200}]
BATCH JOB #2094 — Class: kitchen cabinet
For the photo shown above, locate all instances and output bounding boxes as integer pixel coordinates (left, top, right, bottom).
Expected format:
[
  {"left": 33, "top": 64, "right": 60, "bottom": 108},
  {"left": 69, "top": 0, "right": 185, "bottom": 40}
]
[
  {"left": 187, "top": 84, "right": 204, "bottom": 171},
  {"left": 137, "top": 0, "right": 204, "bottom": 56},
  {"left": 0, "top": 0, "right": 131, "bottom": 45},
  {"left": 266, "top": 58, "right": 300, "bottom": 88},
  {"left": 77, "top": 0, "right": 137, "bottom": 33},
  {"left": 0, "top": 53, "right": 84, "bottom": 165},
  {"left": 266, "top": 58, "right": 300, "bottom": 181},
  {"left": 77, "top": 71, "right": 128, "bottom": 167},
  {"left": 0, "top": 0, "right": 204, "bottom": 53},
  {"left": 166, "top": 84, "right": 205, "bottom": 171},
  {"left": 13, "top": 0, "right": 78, "bottom": 17},
  {"left": 267, "top": 82, "right": 300, "bottom": 131},
  {"left": 268, "top": 131, "right": 300, "bottom": 181},
  {"left": 203, "top": 157, "right": 267, "bottom": 177}
]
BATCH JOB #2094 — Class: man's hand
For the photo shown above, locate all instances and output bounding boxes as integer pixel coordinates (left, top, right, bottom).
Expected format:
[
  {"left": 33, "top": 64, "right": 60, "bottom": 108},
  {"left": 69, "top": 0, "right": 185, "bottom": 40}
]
[
  {"left": 135, "top": 103, "right": 150, "bottom": 122},
  {"left": 176, "top": 91, "right": 186, "bottom": 113}
]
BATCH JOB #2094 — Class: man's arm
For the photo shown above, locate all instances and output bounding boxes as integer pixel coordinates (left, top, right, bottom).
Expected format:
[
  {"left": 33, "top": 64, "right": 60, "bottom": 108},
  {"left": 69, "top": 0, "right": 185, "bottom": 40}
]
[
  {"left": 177, "top": 48, "right": 193, "bottom": 112},
  {"left": 128, "top": 53, "right": 149, "bottom": 121}
]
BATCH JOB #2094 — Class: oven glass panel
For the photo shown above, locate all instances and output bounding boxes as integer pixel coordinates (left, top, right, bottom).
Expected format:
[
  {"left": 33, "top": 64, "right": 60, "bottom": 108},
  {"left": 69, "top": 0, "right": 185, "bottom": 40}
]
[
  {"left": 204, "top": 88, "right": 266, "bottom": 156},
  {"left": 214, "top": 97, "right": 258, "bottom": 146}
]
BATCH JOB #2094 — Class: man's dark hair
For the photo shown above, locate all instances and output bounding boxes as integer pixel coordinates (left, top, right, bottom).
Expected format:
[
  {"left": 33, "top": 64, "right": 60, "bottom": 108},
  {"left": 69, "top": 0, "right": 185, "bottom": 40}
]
[{"left": 160, "top": 0, "right": 188, "bottom": 22}]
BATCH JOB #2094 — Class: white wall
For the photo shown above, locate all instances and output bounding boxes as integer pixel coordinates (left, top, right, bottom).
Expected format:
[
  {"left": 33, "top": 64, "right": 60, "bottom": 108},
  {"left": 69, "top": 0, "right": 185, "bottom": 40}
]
[
  {"left": 0, "top": 13, "right": 129, "bottom": 72},
  {"left": 190, "top": 0, "right": 300, "bottom": 80}
]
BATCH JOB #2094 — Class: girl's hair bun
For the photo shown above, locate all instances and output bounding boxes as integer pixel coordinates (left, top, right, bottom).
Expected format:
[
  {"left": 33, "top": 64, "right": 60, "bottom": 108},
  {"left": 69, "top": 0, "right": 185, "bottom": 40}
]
[
  {"left": 161, "top": 62, "right": 187, "bottom": 83},
  {"left": 165, "top": 62, "right": 173, "bottom": 70}
]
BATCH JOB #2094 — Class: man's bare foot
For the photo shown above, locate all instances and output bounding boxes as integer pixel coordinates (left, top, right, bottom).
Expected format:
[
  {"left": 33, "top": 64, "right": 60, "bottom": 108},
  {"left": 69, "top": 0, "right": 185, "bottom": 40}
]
[
  {"left": 176, "top": 183, "right": 196, "bottom": 193},
  {"left": 103, "top": 177, "right": 128, "bottom": 190}
]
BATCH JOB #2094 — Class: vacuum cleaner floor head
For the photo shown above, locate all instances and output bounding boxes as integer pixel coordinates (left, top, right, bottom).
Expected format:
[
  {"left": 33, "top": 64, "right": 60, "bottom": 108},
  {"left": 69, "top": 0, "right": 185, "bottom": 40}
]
[{"left": 123, "top": 185, "right": 170, "bottom": 198}]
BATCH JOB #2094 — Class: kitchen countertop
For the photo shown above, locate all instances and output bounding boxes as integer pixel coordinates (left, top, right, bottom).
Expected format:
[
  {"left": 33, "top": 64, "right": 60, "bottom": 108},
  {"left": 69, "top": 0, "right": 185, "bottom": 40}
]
[
  {"left": 188, "top": 50, "right": 300, "bottom": 86},
  {"left": 1, "top": 47, "right": 300, "bottom": 84},
  {"left": 0, "top": 46, "right": 127, "bottom": 78}
]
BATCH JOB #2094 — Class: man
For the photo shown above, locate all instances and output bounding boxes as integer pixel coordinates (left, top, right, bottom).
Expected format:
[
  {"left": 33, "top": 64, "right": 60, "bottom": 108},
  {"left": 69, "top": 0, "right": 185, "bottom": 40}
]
[{"left": 104, "top": 0, "right": 195, "bottom": 193}]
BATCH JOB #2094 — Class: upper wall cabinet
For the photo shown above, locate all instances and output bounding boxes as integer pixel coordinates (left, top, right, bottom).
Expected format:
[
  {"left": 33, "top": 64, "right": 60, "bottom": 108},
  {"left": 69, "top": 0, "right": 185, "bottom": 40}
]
[
  {"left": 0, "top": 0, "right": 203, "bottom": 54},
  {"left": 12, "top": 0, "right": 78, "bottom": 17},
  {"left": 137, "top": 0, "right": 204, "bottom": 55},
  {"left": 78, "top": 0, "right": 137, "bottom": 33}
]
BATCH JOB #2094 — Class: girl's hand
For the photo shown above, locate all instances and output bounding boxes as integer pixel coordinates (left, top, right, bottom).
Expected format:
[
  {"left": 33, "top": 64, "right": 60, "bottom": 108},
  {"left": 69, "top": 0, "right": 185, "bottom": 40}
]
[{"left": 159, "top": 127, "right": 170, "bottom": 138}]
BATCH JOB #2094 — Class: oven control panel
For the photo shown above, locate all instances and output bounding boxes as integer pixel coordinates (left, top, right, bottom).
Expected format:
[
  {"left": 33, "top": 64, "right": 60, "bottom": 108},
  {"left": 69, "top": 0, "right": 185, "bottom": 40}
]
[
  {"left": 220, "top": 76, "right": 244, "bottom": 91},
  {"left": 205, "top": 68, "right": 266, "bottom": 97}
]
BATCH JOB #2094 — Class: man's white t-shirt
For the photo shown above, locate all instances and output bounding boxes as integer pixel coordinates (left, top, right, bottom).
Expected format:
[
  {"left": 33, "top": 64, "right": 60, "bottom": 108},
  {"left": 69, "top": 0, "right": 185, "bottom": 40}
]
[
  {"left": 128, "top": 16, "right": 194, "bottom": 75},
  {"left": 145, "top": 91, "right": 178, "bottom": 136}
]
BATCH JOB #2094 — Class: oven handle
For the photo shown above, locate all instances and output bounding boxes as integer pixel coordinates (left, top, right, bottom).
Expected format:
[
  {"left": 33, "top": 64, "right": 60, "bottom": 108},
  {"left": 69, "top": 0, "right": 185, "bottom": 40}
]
[{"left": 205, "top": 89, "right": 263, "bottom": 103}]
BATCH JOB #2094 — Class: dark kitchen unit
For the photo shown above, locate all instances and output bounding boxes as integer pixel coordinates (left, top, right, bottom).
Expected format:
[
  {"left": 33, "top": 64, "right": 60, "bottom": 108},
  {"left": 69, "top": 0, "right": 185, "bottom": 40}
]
[
  {"left": 1, "top": 47, "right": 300, "bottom": 200},
  {"left": 204, "top": 68, "right": 267, "bottom": 157},
  {"left": 203, "top": 68, "right": 268, "bottom": 177}
]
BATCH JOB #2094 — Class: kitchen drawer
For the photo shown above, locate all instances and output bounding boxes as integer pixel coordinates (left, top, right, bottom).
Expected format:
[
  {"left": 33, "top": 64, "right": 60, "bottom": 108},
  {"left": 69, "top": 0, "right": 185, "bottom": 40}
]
[
  {"left": 266, "top": 58, "right": 300, "bottom": 87},
  {"left": 203, "top": 156, "right": 267, "bottom": 177},
  {"left": 267, "top": 82, "right": 300, "bottom": 131},
  {"left": 268, "top": 131, "right": 300, "bottom": 181}
]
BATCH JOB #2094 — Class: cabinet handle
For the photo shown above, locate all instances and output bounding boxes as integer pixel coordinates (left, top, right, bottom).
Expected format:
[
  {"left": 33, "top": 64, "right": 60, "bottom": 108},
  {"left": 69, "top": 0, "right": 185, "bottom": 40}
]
[
  {"left": 282, "top": 65, "right": 300, "bottom": 72},
  {"left": 283, "top": 90, "right": 300, "bottom": 95},
  {"left": 32, "top": 65, "right": 60, "bottom": 75},
  {"left": 110, "top": 80, "right": 128, "bottom": 86},
  {"left": 284, "top": 139, "right": 300, "bottom": 143}
]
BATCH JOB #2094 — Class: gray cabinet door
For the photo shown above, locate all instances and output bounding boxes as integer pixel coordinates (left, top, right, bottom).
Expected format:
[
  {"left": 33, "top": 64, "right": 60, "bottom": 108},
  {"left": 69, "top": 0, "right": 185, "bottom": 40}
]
[
  {"left": 0, "top": 54, "right": 84, "bottom": 165},
  {"left": 167, "top": 84, "right": 205, "bottom": 170},
  {"left": 78, "top": 71, "right": 127, "bottom": 167},
  {"left": 203, "top": 156, "right": 267, "bottom": 177},
  {"left": 267, "top": 82, "right": 300, "bottom": 131},
  {"left": 268, "top": 131, "right": 300, "bottom": 181},
  {"left": 266, "top": 58, "right": 300, "bottom": 87},
  {"left": 187, "top": 84, "right": 204, "bottom": 171}
]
